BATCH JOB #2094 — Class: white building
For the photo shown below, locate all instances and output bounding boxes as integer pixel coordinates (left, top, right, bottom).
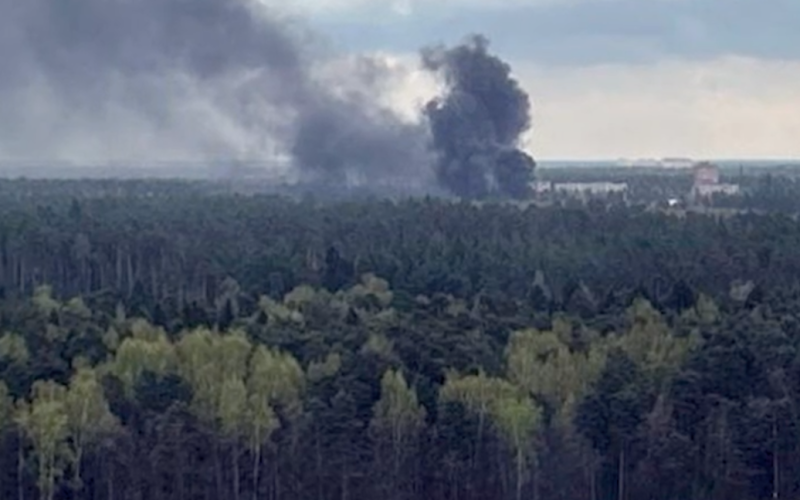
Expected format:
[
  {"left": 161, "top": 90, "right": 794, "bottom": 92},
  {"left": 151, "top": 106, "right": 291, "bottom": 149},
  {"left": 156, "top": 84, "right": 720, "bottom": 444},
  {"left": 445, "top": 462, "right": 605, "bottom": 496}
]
[
  {"left": 693, "top": 184, "right": 741, "bottom": 198},
  {"left": 554, "top": 182, "right": 629, "bottom": 195},
  {"left": 693, "top": 162, "right": 721, "bottom": 185},
  {"left": 690, "top": 161, "right": 741, "bottom": 200},
  {"left": 661, "top": 157, "right": 695, "bottom": 169},
  {"left": 616, "top": 157, "right": 694, "bottom": 169},
  {"left": 531, "top": 180, "right": 553, "bottom": 194}
]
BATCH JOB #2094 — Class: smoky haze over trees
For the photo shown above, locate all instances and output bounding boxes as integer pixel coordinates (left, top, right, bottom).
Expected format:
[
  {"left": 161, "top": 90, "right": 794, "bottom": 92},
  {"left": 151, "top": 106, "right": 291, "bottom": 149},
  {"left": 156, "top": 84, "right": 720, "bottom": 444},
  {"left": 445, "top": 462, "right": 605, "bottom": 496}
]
[
  {"left": 0, "top": 0, "right": 431, "bottom": 188},
  {"left": 0, "top": 0, "right": 536, "bottom": 199}
]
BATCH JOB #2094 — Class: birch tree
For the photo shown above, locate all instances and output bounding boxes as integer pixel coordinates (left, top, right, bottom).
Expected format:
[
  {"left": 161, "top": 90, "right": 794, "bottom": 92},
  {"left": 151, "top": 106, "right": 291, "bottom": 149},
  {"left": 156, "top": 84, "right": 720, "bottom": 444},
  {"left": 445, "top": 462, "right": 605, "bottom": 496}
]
[
  {"left": 493, "top": 394, "right": 541, "bottom": 500},
  {"left": 176, "top": 328, "right": 252, "bottom": 496},
  {"left": 112, "top": 331, "right": 177, "bottom": 396},
  {"left": 64, "top": 367, "right": 119, "bottom": 492},
  {"left": 0, "top": 381, "right": 12, "bottom": 495},
  {"left": 369, "top": 369, "right": 426, "bottom": 500},
  {"left": 506, "top": 329, "right": 604, "bottom": 425},
  {"left": 16, "top": 381, "right": 72, "bottom": 500}
]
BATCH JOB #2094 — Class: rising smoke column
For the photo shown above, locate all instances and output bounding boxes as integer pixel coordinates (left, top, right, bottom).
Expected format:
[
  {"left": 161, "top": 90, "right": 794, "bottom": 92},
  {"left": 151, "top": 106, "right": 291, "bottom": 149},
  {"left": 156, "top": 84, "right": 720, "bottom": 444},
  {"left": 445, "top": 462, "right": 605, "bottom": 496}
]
[
  {"left": 0, "top": 0, "right": 434, "bottom": 189},
  {"left": 423, "top": 35, "right": 536, "bottom": 199}
]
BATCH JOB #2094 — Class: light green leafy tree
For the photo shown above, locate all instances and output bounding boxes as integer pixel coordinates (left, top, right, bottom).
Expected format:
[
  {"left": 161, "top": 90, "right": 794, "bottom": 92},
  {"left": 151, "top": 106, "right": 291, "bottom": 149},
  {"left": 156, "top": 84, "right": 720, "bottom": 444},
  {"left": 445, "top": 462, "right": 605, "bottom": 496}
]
[
  {"left": 506, "top": 329, "right": 605, "bottom": 426},
  {"left": 0, "top": 381, "right": 12, "bottom": 494},
  {"left": 111, "top": 326, "right": 177, "bottom": 396},
  {"left": 177, "top": 328, "right": 253, "bottom": 499},
  {"left": 307, "top": 353, "right": 342, "bottom": 383},
  {"left": 245, "top": 346, "right": 299, "bottom": 500},
  {"left": 175, "top": 327, "right": 220, "bottom": 422},
  {"left": 219, "top": 377, "right": 249, "bottom": 500},
  {"left": 16, "top": 381, "right": 72, "bottom": 500},
  {"left": 176, "top": 328, "right": 251, "bottom": 421},
  {"left": 247, "top": 346, "right": 305, "bottom": 420},
  {"left": 64, "top": 367, "right": 119, "bottom": 492},
  {"left": 0, "top": 333, "right": 30, "bottom": 365},
  {"left": 440, "top": 371, "right": 520, "bottom": 469},
  {"left": 370, "top": 369, "right": 426, "bottom": 499},
  {"left": 31, "top": 286, "right": 60, "bottom": 317},
  {"left": 506, "top": 328, "right": 606, "bottom": 499},
  {"left": 493, "top": 394, "right": 542, "bottom": 500},
  {"left": 442, "top": 370, "right": 545, "bottom": 500},
  {"left": 616, "top": 298, "right": 698, "bottom": 389}
]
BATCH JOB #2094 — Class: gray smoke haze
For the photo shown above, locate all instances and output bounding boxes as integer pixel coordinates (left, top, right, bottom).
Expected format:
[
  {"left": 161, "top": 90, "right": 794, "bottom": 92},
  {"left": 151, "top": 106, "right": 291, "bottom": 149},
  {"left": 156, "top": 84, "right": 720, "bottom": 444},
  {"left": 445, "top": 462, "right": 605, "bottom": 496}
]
[
  {"left": 0, "top": 1, "right": 537, "bottom": 198},
  {"left": 0, "top": 0, "right": 434, "bottom": 188},
  {"left": 423, "top": 35, "right": 536, "bottom": 199}
]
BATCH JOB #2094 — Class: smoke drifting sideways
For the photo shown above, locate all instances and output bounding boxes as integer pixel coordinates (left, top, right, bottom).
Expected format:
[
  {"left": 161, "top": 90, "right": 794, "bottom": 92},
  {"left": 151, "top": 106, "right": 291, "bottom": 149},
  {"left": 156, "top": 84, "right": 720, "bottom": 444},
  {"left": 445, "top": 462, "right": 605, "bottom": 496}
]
[
  {"left": 423, "top": 35, "right": 536, "bottom": 200},
  {"left": 0, "top": 0, "right": 535, "bottom": 199},
  {"left": 0, "top": 0, "right": 437, "bottom": 191}
]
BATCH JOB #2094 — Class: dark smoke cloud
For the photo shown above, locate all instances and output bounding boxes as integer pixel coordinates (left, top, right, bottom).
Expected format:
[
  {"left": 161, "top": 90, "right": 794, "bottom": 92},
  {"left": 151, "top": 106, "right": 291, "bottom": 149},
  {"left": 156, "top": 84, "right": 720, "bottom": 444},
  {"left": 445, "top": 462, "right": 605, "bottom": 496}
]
[
  {"left": 0, "top": 0, "right": 434, "bottom": 189},
  {"left": 0, "top": 1, "right": 538, "bottom": 198},
  {"left": 423, "top": 35, "right": 536, "bottom": 199}
]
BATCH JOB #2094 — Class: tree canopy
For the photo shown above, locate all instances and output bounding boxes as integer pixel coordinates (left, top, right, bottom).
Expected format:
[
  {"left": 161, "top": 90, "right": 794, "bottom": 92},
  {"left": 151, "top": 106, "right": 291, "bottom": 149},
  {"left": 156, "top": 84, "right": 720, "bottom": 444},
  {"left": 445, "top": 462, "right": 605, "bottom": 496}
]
[{"left": 0, "top": 176, "right": 797, "bottom": 499}]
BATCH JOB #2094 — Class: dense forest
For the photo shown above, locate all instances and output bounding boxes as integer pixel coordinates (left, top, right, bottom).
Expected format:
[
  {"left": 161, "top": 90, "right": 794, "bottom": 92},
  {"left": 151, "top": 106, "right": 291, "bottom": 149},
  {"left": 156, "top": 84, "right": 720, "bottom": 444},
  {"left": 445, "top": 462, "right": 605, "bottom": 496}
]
[{"left": 2, "top": 176, "right": 800, "bottom": 500}]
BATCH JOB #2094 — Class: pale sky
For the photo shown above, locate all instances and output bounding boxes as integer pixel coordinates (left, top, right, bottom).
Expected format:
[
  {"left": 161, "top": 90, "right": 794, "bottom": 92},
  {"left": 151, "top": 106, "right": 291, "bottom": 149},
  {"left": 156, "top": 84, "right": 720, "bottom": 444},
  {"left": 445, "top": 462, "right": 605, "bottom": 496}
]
[
  {"left": 2, "top": 0, "right": 797, "bottom": 164},
  {"left": 276, "top": 0, "right": 800, "bottom": 160}
]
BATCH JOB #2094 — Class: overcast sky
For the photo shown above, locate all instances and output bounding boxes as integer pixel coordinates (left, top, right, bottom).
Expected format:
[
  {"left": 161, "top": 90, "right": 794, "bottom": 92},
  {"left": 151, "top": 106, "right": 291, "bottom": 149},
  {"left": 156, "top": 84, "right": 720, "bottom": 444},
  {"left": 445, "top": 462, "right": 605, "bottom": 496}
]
[
  {"left": 281, "top": 0, "right": 800, "bottom": 160},
  {"left": 3, "top": 0, "right": 797, "bottom": 164}
]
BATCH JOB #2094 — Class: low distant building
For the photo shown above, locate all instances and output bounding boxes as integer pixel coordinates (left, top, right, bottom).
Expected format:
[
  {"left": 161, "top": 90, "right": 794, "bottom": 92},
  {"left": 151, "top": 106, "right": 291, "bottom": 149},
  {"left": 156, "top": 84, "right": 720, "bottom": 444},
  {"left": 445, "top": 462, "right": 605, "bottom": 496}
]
[
  {"left": 626, "top": 158, "right": 662, "bottom": 168},
  {"left": 554, "top": 182, "right": 628, "bottom": 196},
  {"left": 694, "top": 183, "right": 741, "bottom": 198},
  {"left": 616, "top": 157, "right": 695, "bottom": 168},
  {"left": 690, "top": 161, "right": 740, "bottom": 201},
  {"left": 661, "top": 157, "right": 695, "bottom": 169},
  {"left": 693, "top": 162, "right": 721, "bottom": 185},
  {"left": 531, "top": 180, "right": 553, "bottom": 194}
]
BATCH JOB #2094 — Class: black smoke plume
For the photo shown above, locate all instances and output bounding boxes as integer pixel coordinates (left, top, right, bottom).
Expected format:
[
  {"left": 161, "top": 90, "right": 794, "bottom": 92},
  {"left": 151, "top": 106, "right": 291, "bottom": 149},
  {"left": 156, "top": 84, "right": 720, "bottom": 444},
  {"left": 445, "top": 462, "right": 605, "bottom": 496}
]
[
  {"left": 0, "top": 0, "right": 433, "bottom": 189},
  {"left": 0, "top": 1, "right": 537, "bottom": 199},
  {"left": 423, "top": 35, "right": 536, "bottom": 200}
]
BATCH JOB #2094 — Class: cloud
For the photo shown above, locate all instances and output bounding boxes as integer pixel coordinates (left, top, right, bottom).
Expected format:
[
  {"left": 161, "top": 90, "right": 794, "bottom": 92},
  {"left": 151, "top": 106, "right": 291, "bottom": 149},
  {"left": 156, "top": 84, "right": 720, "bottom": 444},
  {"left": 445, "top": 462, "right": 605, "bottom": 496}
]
[
  {"left": 291, "top": 0, "right": 800, "bottom": 160},
  {"left": 513, "top": 57, "right": 800, "bottom": 159},
  {"left": 369, "top": 51, "right": 800, "bottom": 160},
  {"left": 265, "top": 0, "right": 576, "bottom": 15},
  {"left": 0, "top": 0, "right": 438, "bottom": 189},
  {"left": 307, "top": 0, "right": 800, "bottom": 65},
  {"left": 3, "top": 0, "right": 795, "bottom": 171}
]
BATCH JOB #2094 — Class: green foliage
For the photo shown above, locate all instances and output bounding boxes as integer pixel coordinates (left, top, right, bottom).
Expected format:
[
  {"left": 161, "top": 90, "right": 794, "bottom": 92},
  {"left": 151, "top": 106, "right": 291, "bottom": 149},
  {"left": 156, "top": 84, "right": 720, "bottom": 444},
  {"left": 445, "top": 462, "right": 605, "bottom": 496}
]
[
  {"left": 176, "top": 328, "right": 251, "bottom": 423},
  {"left": 112, "top": 324, "right": 177, "bottom": 395},
  {"left": 614, "top": 298, "right": 699, "bottom": 388},
  {"left": 506, "top": 328, "right": 604, "bottom": 423},
  {"left": 32, "top": 286, "right": 61, "bottom": 317},
  {"left": 371, "top": 369, "right": 426, "bottom": 437},
  {"left": 0, "top": 333, "right": 30, "bottom": 365},
  {"left": 16, "top": 381, "right": 73, "bottom": 500},
  {"left": 250, "top": 346, "right": 304, "bottom": 406},
  {"left": 0, "top": 182, "right": 799, "bottom": 499},
  {"left": 0, "top": 381, "right": 11, "bottom": 430},
  {"left": 307, "top": 352, "right": 342, "bottom": 383},
  {"left": 64, "top": 366, "right": 118, "bottom": 490}
]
